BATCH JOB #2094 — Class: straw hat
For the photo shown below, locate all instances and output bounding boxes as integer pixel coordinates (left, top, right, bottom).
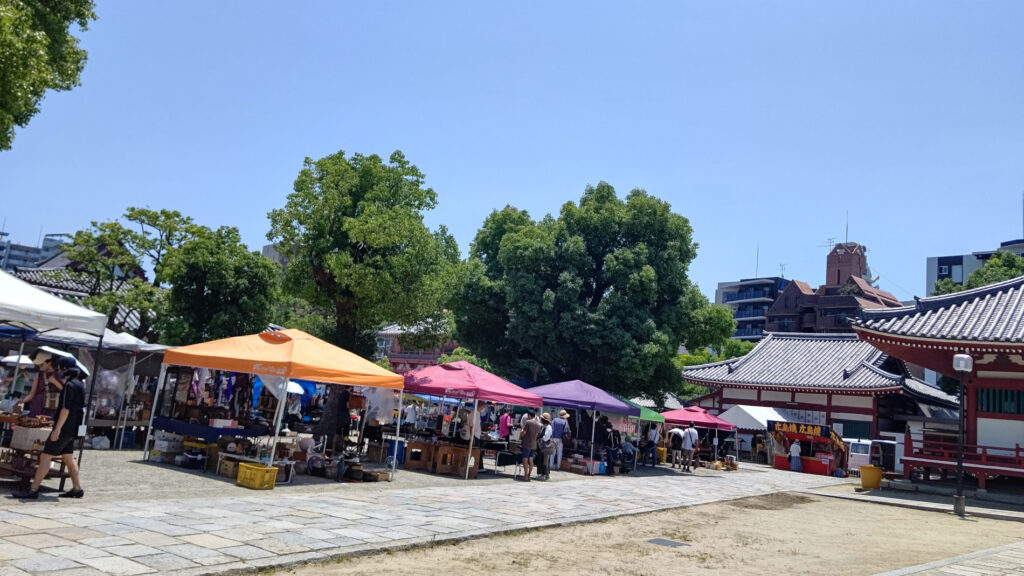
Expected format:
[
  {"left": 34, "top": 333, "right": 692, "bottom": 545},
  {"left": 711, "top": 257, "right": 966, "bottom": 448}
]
[
  {"left": 558, "top": 410, "right": 570, "bottom": 419},
  {"left": 541, "top": 412, "right": 552, "bottom": 422}
]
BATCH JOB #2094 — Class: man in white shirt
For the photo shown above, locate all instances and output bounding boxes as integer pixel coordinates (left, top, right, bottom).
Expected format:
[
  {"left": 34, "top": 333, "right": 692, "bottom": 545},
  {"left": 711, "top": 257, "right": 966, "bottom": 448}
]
[
  {"left": 403, "top": 402, "right": 417, "bottom": 428},
  {"left": 682, "top": 421, "right": 700, "bottom": 472}
]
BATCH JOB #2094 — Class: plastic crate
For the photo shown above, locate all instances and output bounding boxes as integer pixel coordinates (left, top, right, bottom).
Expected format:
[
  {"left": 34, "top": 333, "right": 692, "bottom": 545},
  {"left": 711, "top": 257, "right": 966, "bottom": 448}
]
[{"left": 236, "top": 462, "right": 277, "bottom": 490}]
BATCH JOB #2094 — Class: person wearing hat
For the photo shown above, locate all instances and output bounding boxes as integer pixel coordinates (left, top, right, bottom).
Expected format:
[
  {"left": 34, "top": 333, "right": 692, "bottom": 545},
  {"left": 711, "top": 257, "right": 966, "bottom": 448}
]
[
  {"left": 13, "top": 355, "right": 86, "bottom": 500},
  {"left": 17, "top": 350, "right": 64, "bottom": 418},
  {"left": 535, "top": 412, "right": 555, "bottom": 480},
  {"left": 548, "top": 409, "right": 571, "bottom": 472}
]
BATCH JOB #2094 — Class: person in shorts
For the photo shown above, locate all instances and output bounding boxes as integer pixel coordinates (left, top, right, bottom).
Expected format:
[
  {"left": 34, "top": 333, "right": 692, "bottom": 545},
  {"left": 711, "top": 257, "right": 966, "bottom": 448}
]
[
  {"left": 519, "top": 411, "right": 542, "bottom": 481},
  {"left": 13, "top": 356, "right": 85, "bottom": 500}
]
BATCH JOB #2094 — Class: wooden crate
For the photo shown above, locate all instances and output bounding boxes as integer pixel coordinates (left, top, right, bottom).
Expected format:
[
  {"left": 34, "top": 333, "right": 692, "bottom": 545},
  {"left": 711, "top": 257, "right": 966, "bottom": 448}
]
[
  {"left": 451, "top": 448, "right": 482, "bottom": 479},
  {"left": 433, "top": 445, "right": 456, "bottom": 474},
  {"left": 405, "top": 441, "right": 434, "bottom": 471}
]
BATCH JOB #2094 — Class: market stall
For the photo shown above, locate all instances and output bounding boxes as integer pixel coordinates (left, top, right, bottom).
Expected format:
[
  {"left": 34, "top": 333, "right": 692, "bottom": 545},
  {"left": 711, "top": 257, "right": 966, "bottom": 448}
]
[
  {"left": 0, "top": 270, "right": 107, "bottom": 489},
  {"left": 144, "top": 329, "right": 404, "bottom": 488},
  {"left": 717, "top": 405, "right": 789, "bottom": 462},
  {"left": 767, "top": 420, "right": 846, "bottom": 476},
  {"left": 527, "top": 379, "right": 641, "bottom": 473},
  {"left": 402, "top": 361, "right": 543, "bottom": 479},
  {"left": 662, "top": 406, "right": 737, "bottom": 464}
]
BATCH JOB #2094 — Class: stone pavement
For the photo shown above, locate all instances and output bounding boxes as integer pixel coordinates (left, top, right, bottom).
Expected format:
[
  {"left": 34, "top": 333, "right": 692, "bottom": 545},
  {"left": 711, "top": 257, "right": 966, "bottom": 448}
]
[
  {"left": 0, "top": 466, "right": 845, "bottom": 575},
  {"left": 875, "top": 541, "right": 1024, "bottom": 575}
]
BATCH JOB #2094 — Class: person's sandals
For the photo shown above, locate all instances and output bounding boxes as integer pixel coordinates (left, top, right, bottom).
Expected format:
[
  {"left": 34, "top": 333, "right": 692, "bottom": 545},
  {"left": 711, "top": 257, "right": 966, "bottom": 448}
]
[{"left": 58, "top": 489, "right": 84, "bottom": 498}]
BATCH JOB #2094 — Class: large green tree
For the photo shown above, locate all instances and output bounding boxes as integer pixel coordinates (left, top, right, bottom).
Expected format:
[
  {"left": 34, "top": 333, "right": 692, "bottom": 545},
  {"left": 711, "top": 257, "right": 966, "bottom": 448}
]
[
  {"left": 454, "top": 182, "right": 735, "bottom": 399},
  {"left": 267, "top": 150, "right": 462, "bottom": 357},
  {"left": 0, "top": 0, "right": 95, "bottom": 150},
  {"left": 157, "top": 227, "right": 278, "bottom": 345},
  {"left": 58, "top": 207, "right": 201, "bottom": 339}
]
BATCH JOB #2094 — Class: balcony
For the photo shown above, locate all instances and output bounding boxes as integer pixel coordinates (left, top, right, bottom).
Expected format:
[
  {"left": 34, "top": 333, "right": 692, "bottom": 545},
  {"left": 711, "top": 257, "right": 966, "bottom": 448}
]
[
  {"left": 733, "top": 327, "right": 764, "bottom": 339},
  {"left": 734, "top": 308, "right": 768, "bottom": 320},
  {"left": 724, "top": 289, "right": 774, "bottom": 304}
]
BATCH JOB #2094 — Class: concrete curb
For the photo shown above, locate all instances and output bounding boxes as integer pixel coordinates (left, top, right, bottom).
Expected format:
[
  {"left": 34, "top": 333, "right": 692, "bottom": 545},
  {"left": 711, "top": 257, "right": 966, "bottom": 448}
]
[{"left": 799, "top": 489, "right": 1024, "bottom": 523}]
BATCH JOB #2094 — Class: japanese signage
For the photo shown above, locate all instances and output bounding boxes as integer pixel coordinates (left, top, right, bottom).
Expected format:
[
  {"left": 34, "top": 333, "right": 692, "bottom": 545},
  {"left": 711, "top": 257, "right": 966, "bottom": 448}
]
[{"left": 768, "top": 421, "right": 831, "bottom": 439}]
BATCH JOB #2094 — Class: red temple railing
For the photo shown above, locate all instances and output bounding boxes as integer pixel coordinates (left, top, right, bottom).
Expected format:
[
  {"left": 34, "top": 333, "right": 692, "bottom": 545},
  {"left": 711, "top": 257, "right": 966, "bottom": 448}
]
[{"left": 905, "top": 438, "right": 1024, "bottom": 470}]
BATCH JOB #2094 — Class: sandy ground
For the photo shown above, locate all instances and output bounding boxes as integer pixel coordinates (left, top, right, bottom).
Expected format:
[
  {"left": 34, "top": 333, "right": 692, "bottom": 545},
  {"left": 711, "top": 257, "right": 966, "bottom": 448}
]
[{"left": 284, "top": 492, "right": 1024, "bottom": 576}]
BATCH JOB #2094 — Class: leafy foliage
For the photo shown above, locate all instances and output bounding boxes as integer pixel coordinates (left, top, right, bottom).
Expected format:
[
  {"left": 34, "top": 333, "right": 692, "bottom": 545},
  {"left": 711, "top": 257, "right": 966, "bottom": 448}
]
[
  {"left": 437, "top": 347, "right": 493, "bottom": 372},
  {"left": 267, "top": 150, "right": 462, "bottom": 358},
  {"left": 938, "top": 374, "right": 961, "bottom": 397},
  {"left": 0, "top": 0, "right": 95, "bottom": 150},
  {"left": 673, "top": 339, "right": 756, "bottom": 398},
  {"left": 932, "top": 251, "right": 1024, "bottom": 295},
  {"left": 157, "top": 227, "right": 278, "bottom": 345},
  {"left": 454, "top": 182, "right": 734, "bottom": 399}
]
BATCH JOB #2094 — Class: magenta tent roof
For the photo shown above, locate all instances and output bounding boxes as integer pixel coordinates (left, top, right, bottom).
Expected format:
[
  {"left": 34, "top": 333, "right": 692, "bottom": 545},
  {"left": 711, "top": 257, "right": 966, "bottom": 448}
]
[
  {"left": 403, "top": 361, "right": 543, "bottom": 407},
  {"left": 661, "top": 406, "right": 737, "bottom": 431},
  {"left": 528, "top": 380, "right": 641, "bottom": 416}
]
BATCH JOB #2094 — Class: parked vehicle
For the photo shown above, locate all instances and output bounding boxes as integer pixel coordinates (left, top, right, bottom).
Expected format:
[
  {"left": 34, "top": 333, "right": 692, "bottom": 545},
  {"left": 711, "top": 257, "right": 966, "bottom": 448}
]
[{"left": 846, "top": 439, "right": 897, "bottom": 474}]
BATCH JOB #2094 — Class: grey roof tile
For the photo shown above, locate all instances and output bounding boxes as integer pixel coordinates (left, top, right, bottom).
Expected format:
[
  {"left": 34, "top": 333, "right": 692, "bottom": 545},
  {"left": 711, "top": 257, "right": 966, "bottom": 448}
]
[{"left": 854, "top": 275, "right": 1024, "bottom": 343}]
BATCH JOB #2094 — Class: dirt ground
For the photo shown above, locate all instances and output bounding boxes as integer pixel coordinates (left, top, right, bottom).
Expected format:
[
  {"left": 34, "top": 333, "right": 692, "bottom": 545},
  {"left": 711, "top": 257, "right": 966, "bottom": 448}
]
[{"left": 282, "top": 492, "right": 1024, "bottom": 576}]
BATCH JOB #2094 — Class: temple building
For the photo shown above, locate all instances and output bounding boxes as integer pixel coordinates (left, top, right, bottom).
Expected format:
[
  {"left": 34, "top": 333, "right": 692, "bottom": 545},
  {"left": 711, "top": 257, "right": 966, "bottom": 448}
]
[
  {"left": 853, "top": 275, "right": 1024, "bottom": 490},
  {"left": 684, "top": 333, "right": 957, "bottom": 441}
]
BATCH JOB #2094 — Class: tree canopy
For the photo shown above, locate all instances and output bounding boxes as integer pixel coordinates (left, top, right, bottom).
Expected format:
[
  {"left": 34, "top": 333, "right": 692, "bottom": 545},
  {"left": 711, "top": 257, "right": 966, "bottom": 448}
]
[
  {"left": 157, "top": 227, "right": 278, "bottom": 346},
  {"left": 454, "top": 182, "right": 734, "bottom": 399},
  {"left": 933, "top": 251, "right": 1024, "bottom": 296},
  {"left": 0, "top": 0, "right": 95, "bottom": 150},
  {"left": 437, "top": 347, "right": 493, "bottom": 373},
  {"left": 267, "top": 150, "right": 462, "bottom": 357}
]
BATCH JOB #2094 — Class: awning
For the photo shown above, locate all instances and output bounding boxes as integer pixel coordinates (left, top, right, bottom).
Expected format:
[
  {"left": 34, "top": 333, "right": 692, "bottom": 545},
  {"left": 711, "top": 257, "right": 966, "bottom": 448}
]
[
  {"left": 718, "top": 405, "right": 789, "bottom": 431},
  {"left": 613, "top": 394, "right": 664, "bottom": 422},
  {"left": 0, "top": 270, "right": 106, "bottom": 336},
  {"left": 403, "top": 361, "right": 542, "bottom": 406},
  {"left": 527, "top": 379, "right": 640, "bottom": 416},
  {"left": 661, "top": 406, "right": 737, "bottom": 431},
  {"left": 163, "top": 329, "right": 403, "bottom": 389}
]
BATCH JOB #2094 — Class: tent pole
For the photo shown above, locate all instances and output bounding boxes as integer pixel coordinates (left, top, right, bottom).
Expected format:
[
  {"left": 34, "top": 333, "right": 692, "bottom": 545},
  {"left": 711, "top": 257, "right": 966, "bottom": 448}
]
[
  {"left": 143, "top": 364, "right": 167, "bottom": 461},
  {"left": 77, "top": 333, "right": 105, "bottom": 467},
  {"left": 9, "top": 339, "right": 25, "bottom": 397},
  {"left": 269, "top": 384, "right": 287, "bottom": 468},
  {"left": 589, "top": 411, "right": 595, "bottom": 469},
  {"left": 391, "top": 390, "right": 404, "bottom": 481},
  {"left": 634, "top": 416, "right": 639, "bottom": 471},
  {"left": 465, "top": 398, "right": 478, "bottom": 480}
]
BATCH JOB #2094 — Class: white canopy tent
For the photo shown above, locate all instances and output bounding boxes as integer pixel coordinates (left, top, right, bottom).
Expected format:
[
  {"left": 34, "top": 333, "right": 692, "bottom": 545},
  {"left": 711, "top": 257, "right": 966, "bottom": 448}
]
[
  {"left": 0, "top": 270, "right": 106, "bottom": 336},
  {"left": 718, "top": 405, "right": 790, "bottom": 461}
]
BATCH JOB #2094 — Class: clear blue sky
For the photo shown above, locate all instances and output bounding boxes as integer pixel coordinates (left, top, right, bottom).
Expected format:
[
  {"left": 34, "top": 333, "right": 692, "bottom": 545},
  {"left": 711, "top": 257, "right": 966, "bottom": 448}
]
[{"left": 2, "top": 2, "right": 1023, "bottom": 300}]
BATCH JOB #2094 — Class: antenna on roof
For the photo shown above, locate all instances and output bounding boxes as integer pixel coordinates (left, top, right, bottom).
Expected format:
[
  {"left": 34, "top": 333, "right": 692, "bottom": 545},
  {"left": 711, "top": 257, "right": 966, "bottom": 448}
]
[
  {"left": 817, "top": 237, "right": 836, "bottom": 252},
  {"left": 755, "top": 243, "right": 759, "bottom": 277},
  {"left": 778, "top": 263, "right": 787, "bottom": 278}
]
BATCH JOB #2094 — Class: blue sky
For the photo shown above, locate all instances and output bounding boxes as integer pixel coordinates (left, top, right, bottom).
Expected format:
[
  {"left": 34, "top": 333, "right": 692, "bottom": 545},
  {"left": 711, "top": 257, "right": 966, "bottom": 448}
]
[{"left": 2, "top": 2, "right": 1023, "bottom": 301}]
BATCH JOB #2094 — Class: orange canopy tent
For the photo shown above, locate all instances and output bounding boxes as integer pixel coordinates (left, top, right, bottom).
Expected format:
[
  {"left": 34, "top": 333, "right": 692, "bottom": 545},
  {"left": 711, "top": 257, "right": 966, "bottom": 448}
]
[
  {"left": 146, "top": 329, "right": 403, "bottom": 472},
  {"left": 163, "top": 329, "right": 403, "bottom": 389}
]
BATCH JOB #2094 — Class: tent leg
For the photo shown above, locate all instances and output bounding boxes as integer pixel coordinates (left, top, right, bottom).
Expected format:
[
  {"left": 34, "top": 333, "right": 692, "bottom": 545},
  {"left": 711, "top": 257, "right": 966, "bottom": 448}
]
[
  {"left": 143, "top": 365, "right": 168, "bottom": 462},
  {"left": 77, "top": 334, "right": 105, "bottom": 468},
  {"left": 391, "top": 390, "right": 404, "bottom": 481},
  {"left": 9, "top": 339, "right": 25, "bottom": 396},
  {"left": 269, "top": 388, "right": 286, "bottom": 468},
  {"left": 465, "top": 399, "right": 478, "bottom": 480},
  {"left": 114, "top": 354, "right": 137, "bottom": 450},
  {"left": 589, "top": 413, "right": 595, "bottom": 471},
  {"left": 634, "top": 416, "right": 639, "bottom": 471}
]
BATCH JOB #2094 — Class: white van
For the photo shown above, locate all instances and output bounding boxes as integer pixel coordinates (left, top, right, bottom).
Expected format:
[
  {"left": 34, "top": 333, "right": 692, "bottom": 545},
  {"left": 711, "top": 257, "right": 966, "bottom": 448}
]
[{"left": 845, "top": 439, "right": 897, "bottom": 475}]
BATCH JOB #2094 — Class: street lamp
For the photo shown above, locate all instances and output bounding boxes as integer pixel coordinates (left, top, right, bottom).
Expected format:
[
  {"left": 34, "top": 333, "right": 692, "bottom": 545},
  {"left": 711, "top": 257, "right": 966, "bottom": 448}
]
[{"left": 952, "top": 353, "right": 973, "bottom": 517}]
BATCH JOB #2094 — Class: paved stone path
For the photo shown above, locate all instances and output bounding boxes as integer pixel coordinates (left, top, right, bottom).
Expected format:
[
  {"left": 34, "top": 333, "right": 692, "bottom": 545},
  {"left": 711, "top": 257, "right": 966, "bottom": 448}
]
[
  {"left": 0, "top": 467, "right": 845, "bottom": 575},
  {"left": 875, "top": 541, "right": 1024, "bottom": 575}
]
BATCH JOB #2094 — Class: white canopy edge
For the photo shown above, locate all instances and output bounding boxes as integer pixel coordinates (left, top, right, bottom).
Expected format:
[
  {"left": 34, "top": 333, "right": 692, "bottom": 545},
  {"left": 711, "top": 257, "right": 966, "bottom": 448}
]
[{"left": 0, "top": 270, "right": 106, "bottom": 336}]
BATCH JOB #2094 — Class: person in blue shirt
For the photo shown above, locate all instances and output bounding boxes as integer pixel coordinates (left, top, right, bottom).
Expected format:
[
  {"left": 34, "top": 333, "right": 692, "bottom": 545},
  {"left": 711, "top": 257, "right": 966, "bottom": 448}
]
[{"left": 548, "top": 410, "right": 570, "bottom": 471}]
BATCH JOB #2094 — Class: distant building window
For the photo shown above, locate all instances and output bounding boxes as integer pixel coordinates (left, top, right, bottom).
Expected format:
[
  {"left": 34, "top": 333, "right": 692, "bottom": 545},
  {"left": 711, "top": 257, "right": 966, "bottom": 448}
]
[
  {"left": 937, "top": 265, "right": 948, "bottom": 275},
  {"left": 951, "top": 265, "right": 963, "bottom": 283}
]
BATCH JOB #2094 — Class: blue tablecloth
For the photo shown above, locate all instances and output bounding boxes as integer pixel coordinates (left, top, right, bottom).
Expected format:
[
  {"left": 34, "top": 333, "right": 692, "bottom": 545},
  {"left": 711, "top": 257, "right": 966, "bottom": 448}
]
[{"left": 152, "top": 418, "right": 265, "bottom": 442}]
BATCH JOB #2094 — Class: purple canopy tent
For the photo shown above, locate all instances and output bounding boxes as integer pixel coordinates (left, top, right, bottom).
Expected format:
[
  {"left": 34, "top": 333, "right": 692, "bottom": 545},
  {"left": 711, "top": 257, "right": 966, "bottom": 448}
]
[{"left": 528, "top": 380, "right": 641, "bottom": 466}]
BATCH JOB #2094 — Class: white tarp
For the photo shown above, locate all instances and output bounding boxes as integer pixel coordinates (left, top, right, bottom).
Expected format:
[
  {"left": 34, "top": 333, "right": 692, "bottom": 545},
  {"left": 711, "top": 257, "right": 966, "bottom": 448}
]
[
  {"left": 718, "top": 404, "right": 789, "bottom": 431},
  {"left": 0, "top": 270, "right": 106, "bottom": 336},
  {"left": 31, "top": 327, "right": 169, "bottom": 353}
]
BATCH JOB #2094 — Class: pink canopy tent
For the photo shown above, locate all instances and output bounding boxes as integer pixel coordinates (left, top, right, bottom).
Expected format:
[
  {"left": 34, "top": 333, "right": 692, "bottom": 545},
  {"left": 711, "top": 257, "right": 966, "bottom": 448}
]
[
  {"left": 661, "top": 406, "right": 737, "bottom": 431},
  {"left": 403, "top": 361, "right": 543, "bottom": 406},
  {"left": 401, "top": 361, "right": 542, "bottom": 479}
]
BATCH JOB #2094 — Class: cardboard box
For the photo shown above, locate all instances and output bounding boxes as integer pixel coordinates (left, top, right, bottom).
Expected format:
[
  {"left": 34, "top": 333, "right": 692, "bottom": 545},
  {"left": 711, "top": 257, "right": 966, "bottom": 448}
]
[
  {"left": 10, "top": 427, "right": 53, "bottom": 451},
  {"left": 560, "top": 458, "right": 573, "bottom": 472},
  {"left": 218, "top": 458, "right": 240, "bottom": 479},
  {"left": 576, "top": 459, "right": 601, "bottom": 475}
]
